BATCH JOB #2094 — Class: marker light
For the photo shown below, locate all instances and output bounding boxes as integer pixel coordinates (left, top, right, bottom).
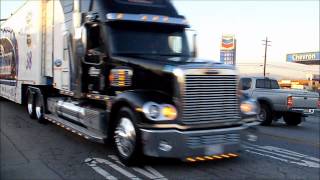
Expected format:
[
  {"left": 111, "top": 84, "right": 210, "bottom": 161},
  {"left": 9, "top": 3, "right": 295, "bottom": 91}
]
[
  {"left": 161, "top": 105, "right": 177, "bottom": 120},
  {"left": 152, "top": 16, "right": 159, "bottom": 21},
  {"left": 116, "top": 13, "right": 123, "bottom": 19},
  {"left": 141, "top": 15, "right": 148, "bottom": 21}
]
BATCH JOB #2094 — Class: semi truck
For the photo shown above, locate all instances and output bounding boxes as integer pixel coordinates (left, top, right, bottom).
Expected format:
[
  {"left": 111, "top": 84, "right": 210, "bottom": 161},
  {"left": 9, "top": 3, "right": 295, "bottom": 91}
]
[{"left": 0, "top": 0, "right": 258, "bottom": 165}]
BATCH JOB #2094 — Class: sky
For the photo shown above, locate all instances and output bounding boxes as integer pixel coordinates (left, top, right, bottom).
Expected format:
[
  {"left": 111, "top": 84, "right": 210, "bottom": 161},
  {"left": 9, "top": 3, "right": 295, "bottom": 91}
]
[{"left": 1, "top": 0, "right": 319, "bottom": 79}]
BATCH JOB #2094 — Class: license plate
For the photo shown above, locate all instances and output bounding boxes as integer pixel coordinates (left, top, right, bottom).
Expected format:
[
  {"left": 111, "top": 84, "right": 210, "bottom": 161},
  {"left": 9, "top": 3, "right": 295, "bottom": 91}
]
[{"left": 205, "top": 145, "right": 223, "bottom": 155}]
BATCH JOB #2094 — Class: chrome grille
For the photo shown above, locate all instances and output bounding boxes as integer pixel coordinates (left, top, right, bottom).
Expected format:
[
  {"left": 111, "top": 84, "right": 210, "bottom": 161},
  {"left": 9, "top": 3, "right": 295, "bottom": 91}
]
[
  {"left": 187, "top": 134, "right": 240, "bottom": 147},
  {"left": 182, "top": 75, "right": 240, "bottom": 125}
]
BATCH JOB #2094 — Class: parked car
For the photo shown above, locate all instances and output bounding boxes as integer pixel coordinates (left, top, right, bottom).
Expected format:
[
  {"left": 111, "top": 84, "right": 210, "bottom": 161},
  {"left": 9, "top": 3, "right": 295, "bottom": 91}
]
[{"left": 239, "top": 77, "right": 320, "bottom": 126}]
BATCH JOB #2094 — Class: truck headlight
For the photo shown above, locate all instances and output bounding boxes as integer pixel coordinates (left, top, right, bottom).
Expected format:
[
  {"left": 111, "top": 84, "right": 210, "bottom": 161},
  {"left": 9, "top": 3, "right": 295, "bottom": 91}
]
[
  {"left": 143, "top": 102, "right": 177, "bottom": 121},
  {"left": 240, "top": 101, "right": 257, "bottom": 115},
  {"left": 143, "top": 102, "right": 161, "bottom": 120}
]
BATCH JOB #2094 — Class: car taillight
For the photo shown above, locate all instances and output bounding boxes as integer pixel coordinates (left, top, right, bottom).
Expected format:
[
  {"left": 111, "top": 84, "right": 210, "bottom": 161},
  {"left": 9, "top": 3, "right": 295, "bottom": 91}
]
[{"left": 287, "top": 96, "right": 293, "bottom": 108}]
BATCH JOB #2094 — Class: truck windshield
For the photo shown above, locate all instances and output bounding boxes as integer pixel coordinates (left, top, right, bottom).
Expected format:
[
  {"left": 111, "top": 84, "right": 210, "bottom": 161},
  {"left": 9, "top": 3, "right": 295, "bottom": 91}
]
[{"left": 108, "top": 22, "right": 191, "bottom": 59}]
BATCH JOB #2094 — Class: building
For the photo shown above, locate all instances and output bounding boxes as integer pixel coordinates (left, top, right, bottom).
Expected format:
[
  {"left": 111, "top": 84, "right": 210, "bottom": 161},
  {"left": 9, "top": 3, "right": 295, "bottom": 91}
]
[{"left": 220, "top": 35, "right": 236, "bottom": 65}]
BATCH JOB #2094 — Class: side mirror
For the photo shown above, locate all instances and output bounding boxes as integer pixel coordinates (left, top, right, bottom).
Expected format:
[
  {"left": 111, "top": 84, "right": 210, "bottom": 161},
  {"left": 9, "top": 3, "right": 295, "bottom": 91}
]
[
  {"left": 78, "top": 24, "right": 103, "bottom": 65},
  {"left": 186, "top": 29, "right": 198, "bottom": 58},
  {"left": 81, "top": 26, "right": 87, "bottom": 55},
  {"left": 75, "top": 26, "right": 87, "bottom": 58}
]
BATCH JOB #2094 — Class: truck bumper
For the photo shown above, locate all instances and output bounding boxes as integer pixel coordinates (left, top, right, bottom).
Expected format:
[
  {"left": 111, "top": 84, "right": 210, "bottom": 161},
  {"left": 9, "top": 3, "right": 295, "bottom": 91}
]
[
  {"left": 140, "top": 125, "right": 255, "bottom": 160},
  {"left": 290, "top": 108, "right": 317, "bottom": 116}
]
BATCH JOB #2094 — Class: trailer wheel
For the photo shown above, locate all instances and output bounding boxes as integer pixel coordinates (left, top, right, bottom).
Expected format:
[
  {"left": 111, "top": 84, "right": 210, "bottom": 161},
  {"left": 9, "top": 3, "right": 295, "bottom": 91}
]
[
  {"left": 35, "top": 91, "right": 47, "bottom": 123},
  {"left": 113, "top": 107, "right": 142, "bottom": 165},
  {"left": 283, "top": 112, "right": 302, "bottom": 126},
  {"left": 27, "top": 91, "right": 36, "bottom": 119},
  {"left": 258, "top": 104, "right": 273, "bottom": 126}
]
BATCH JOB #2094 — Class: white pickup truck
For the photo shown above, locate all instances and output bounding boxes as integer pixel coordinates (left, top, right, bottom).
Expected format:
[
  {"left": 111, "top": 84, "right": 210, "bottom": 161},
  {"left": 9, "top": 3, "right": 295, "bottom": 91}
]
[{"left": 239, "top": 77, "right": 320, "bottom": 126}]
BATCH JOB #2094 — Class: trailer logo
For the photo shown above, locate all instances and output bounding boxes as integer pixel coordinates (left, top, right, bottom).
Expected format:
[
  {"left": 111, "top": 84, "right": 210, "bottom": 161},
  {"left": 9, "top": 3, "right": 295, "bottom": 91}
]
[{"left": 0, "top": 28, "right": 19, "bottom": 79}]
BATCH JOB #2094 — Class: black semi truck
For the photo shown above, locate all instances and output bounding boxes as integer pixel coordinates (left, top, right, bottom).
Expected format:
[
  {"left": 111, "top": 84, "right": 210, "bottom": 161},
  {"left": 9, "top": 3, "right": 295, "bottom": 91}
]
[{"left": 0, "top": 0, "right": 258, "bottom": 165}]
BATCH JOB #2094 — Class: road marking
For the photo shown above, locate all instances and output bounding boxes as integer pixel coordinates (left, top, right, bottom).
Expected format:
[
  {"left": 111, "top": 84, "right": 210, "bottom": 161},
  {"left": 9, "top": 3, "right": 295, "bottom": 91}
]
[
  {"left": 244, "top": 145, "right": 301, "bottom": 161},
  {"left": 85, "top": 157, "right": 141, "bottom": 180},
  {"left": 85, "top": 158, "right": 117, "bottom": 180},
  {"left": 244, "top": 143, "right": 320, "bottom": 168},
  {"left": 108, "top": 155, "right": 168, "bottom": 180},
  {"left": 85, "top": 156, "right": 167, "bottom": 180}
]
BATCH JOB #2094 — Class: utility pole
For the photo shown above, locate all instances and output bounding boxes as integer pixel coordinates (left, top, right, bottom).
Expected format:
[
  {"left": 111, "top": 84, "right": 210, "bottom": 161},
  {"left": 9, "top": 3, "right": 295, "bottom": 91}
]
[{"left": 262, "top": 37, "right": 271, "bottom": 77}]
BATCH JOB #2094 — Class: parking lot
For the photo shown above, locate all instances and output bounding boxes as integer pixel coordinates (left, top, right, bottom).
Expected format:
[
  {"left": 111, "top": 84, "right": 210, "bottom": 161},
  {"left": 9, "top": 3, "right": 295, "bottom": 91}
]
[{"left": 1, "top": 100, "right": 319, "bottom": 180}]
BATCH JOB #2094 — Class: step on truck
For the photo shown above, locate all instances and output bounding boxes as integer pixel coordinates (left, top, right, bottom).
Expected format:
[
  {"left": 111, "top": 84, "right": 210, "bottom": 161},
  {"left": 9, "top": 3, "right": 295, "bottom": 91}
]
[{"left": 0, "top": 0, "right": 258, "bottom": 165}]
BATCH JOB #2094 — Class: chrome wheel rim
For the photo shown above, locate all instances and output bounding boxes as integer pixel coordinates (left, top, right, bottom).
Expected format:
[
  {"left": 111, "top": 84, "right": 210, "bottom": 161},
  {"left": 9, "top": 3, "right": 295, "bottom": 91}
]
[
  {"left": 27, "top": 93, "right": 33, "bottom": 115},
  {"left": 27, "top": 103, "right": 33, "bottom": 115},
  {"left": 36, "top": 106, "right": 42, "bottom": 119},
  {"left": 114, "top": 117, "right": 136, "bottom": 157}
]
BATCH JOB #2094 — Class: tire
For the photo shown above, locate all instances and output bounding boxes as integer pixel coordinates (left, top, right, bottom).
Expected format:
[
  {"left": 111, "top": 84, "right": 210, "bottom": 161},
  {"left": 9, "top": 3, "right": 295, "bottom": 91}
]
[
  {"left": 113, "top": 107, "right": 142, "bottom": 166},
  {"left": 258, "top": 104, "right": 273, "bottom": 126},
  {"left": 27, "top": 91, "right": 36, "bottom": 119},
  {"left": 35, "top": 91, "right": 47, "bottom": 123},
  {"left": 283, "top": 112, "right": 302, "bottom": 126}
]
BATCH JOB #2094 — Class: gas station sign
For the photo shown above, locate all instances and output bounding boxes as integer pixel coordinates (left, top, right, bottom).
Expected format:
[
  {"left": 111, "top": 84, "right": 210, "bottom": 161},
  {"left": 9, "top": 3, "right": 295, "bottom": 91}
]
[{"left": 287, "top": 52, "right": 320, "bottom": 65}]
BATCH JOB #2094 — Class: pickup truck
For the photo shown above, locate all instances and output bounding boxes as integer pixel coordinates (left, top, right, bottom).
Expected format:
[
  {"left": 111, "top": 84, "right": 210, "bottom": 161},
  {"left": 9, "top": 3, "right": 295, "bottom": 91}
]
[{"left": 239, "top": 77, "right": 320, "bottom": 126}]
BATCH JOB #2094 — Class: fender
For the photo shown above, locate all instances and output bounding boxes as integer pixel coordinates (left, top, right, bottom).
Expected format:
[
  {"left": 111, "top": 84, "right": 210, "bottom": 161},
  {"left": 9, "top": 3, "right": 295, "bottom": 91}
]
[{"left": 257, "top": 97, "right": 274, "bottom": 111}]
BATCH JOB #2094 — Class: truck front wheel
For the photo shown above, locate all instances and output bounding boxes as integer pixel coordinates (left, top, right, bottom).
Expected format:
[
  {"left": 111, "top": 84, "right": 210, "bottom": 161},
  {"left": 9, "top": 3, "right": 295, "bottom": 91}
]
[
  {"left": 283, "top": 112, "right": 302, "bottom": 126},
  {"left": 113, "top": 107, "right": 142, "bottom": 165},
  {"left": 258, "top": 104, "right": 273, "bottom": 126}
]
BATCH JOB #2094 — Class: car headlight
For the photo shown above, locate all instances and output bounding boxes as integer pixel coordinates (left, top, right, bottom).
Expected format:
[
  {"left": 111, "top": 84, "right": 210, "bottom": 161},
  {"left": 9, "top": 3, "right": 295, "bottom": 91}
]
[
  {"left": 240, "top": 101, "right": 257, "bottom": 115},
  {"left": 143, "top": 102, "right": 177, "bottom": 121}
]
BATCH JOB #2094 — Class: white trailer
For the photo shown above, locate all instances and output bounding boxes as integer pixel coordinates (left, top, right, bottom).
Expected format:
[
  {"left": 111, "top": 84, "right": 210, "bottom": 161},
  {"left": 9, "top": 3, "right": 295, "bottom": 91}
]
[{"left": 0, "top": 0, "right": 75, "bottom": 103}]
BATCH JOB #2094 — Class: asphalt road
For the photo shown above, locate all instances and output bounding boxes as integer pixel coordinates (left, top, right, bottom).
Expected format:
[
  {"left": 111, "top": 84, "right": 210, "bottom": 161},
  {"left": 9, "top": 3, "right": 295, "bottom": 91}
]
[{"left": 1, "top": 99, "right": 319, "bottom": 180}]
